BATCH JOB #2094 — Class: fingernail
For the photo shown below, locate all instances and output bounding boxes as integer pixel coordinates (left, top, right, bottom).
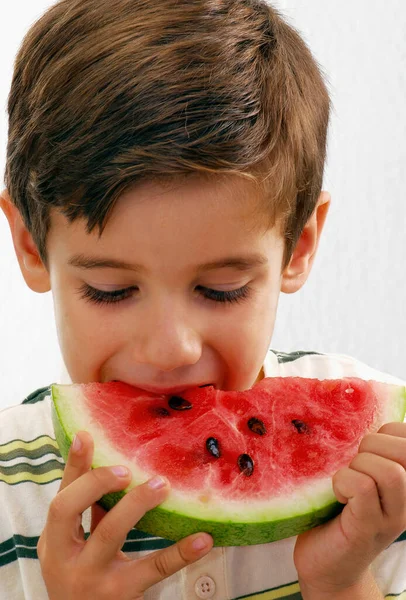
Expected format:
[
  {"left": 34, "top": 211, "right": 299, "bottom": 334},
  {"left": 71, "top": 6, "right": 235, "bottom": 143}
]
[
  {"left": 111, "top": 465, "right": 130, "bottom": 477},
  {"left": 148, "top": 476, "right": 167, "bottom": 490},
  {"left": 192, "top": 536, "right": 209, "bottom": 551},
  {"left": 72, "top": 434, "right": 82, "bottom": 453}
]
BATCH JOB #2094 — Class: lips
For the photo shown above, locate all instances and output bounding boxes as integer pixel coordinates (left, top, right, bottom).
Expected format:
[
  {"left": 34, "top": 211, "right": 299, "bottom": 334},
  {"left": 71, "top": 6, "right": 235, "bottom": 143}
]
[{"left": 112, "top": 381, "right": 215, "bottom": 395}]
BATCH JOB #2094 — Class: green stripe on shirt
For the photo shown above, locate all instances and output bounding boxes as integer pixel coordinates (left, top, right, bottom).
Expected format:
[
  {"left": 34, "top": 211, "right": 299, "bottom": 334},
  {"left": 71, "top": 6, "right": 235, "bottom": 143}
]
[
  {"left": 0, "top": 435, "right": 60, "bottom": 458},
  {"left": 270, "top": 350, "right": 322, "bottom": 364},
  {"left": 0, "top": 531, "right": 175, "bottom": 567},
  {"left": 234, "top": 581, "right": 301, "bottom": 598},
  {"left": 22, "top": 386, "right": 53, "bottom": 405},
  {"left": 0, "top": 435, "right": 63, "bottom": 485},
  {"left": 0, "top": 535, "right": 39, "bottom": 567},
  {"left": 0, "top": 443, "right": 61, "bottom": 462}
]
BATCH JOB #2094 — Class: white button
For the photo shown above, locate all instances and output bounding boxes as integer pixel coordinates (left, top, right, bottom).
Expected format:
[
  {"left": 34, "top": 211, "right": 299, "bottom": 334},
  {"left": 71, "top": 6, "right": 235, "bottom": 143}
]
[{"left": 194, "top": 575, "right": 216, "bottom": 598}]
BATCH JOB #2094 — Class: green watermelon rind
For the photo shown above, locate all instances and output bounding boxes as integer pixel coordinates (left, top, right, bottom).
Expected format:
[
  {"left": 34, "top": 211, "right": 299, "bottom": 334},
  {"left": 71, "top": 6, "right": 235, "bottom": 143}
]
[{"left": 51, "top": 383, "right": 406, "bottom": 547}]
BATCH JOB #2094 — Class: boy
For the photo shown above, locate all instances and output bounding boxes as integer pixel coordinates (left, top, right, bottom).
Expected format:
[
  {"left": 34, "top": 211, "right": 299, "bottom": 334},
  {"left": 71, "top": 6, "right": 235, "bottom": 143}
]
[{"left": 1, "top": 0, "right": 405, "bottom": 598}]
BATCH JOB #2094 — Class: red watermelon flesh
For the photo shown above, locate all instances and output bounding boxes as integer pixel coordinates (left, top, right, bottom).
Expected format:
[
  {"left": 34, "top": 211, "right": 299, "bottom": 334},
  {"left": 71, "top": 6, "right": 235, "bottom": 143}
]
[
  {"left": 84, "top": 378, "right": 389, "bottom": 499},
  {"left": 51, "top": 377, "right": 406, "bottom": 545}
]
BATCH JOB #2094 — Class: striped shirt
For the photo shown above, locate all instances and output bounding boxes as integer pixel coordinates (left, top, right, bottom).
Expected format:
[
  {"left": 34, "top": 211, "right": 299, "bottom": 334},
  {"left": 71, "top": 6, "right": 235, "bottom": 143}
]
[{"left": 1, "top": 349, "right": 406, "bottom": 600}]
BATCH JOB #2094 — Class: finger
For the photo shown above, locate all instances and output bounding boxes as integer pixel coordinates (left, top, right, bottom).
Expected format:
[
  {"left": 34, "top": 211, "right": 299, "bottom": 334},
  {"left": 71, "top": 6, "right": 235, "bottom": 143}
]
[
  {"left": 350, "top": 452, "right": 406, "bottom": 521},
  {"left": 359, "top": 433, "right": 406, "bottom": 469},
  {"left": 81, "top": 476, "right": 171, "bottom": 566},
  {"left": 128, "top": 531, "right": 213, "bottom": 593},
  {"left": 44, "top": 465, "right": 132, "bottom": 557},
  {"left": 333, "top": 466, "right": 382, "bottom": 531},
  {"left": 58, "top": 431, "right": 94, "bottom": 492},
  {"left": 377, "top": 422, "right": 406, "bottom": 438}
]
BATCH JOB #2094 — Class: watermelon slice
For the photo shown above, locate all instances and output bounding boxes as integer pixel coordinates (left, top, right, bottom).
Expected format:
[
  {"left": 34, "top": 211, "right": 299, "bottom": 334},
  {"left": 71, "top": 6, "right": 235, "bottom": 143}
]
[{"left": 51, "top": 377, "right": 406, "bottom": 546}]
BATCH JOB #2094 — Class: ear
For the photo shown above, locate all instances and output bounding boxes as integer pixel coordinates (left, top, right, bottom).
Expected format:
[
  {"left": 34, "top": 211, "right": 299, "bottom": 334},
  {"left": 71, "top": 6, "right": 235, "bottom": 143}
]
[
  {"left": 0, "top": 189, "right": 51, "bottom": 293},
  {"left": 281, "top": 191, "right": 331, "bottom": 294}
]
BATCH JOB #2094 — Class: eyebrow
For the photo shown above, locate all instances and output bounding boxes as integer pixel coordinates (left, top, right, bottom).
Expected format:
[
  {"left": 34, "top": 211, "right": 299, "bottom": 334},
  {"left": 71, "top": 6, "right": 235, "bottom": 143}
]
[{"left": 68, "top": 253, "right": 268, "bottom": 273}]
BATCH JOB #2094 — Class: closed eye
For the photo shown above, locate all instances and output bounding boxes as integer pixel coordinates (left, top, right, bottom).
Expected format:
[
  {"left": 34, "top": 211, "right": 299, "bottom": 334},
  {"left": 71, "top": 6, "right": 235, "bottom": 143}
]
[
  {"left": 76, "top": 283, "right": 252, "bottom": 305},
  {"left": 77, "top": 284, "right": 135, "bottom": 305},
  {"left": 195, "top": 285, "right": 251, "bottom": 304}
]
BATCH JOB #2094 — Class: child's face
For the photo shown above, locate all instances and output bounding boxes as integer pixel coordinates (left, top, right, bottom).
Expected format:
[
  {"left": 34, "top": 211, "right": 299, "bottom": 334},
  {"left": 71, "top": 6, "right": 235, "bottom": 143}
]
[
  {"left": 47, "top": 176, "right": 285, "bottom": 392},
  {"left": 2, "top": 176, "right": 329, "bottom": 392}
]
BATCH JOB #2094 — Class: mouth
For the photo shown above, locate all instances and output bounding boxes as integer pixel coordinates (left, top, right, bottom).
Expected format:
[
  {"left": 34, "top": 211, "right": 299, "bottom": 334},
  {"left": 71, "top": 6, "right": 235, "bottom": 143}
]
[{"left": 112, "top": 381, "right": 215, "bottom": 395}]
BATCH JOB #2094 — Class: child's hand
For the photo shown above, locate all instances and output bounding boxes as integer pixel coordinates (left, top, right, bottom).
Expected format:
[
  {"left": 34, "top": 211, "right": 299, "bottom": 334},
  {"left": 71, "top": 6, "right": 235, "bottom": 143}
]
[
  {"left": 294, "top": 422, "right": 406, "bottom": 597},
  {"left": 37, "top": 431, "right": 213, "bottom": 599}
]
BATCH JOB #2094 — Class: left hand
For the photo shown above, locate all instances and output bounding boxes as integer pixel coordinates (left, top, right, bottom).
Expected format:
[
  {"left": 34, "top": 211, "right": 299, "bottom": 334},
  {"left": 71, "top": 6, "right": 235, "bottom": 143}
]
[{"left": 294, "top": 422, "right": 406, "bottom": 595}]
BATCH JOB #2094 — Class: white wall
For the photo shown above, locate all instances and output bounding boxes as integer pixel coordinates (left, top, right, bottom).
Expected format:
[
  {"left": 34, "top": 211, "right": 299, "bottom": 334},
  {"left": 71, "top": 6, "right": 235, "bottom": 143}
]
[{"left": 1, "top": 1, "right": 405, "bottom": 407}]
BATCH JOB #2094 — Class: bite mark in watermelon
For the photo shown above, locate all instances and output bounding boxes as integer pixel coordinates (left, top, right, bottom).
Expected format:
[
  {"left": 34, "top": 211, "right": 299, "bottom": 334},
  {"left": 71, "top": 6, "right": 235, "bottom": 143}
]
[{"left": 51, "top": 377, "right": 406, "bottom": 546}]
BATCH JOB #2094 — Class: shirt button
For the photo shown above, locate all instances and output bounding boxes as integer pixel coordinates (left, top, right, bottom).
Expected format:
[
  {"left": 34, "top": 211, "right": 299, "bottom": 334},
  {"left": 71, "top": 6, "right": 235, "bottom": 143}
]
[{"left": 194, "top": 575, "right": 216, "bottom": 598}]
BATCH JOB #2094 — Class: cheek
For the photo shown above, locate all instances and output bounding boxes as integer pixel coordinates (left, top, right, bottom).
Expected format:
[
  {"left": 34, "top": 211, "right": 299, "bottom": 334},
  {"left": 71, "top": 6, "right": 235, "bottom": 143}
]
[
  {"left": 212, "top": 289, "right": 278, "bottom": 368},
  {"left": 52, "top": 287, "right": 119, "bottom": 373},
  {"left": 237, "top": 302, "right": 276, "bottom": 355}
]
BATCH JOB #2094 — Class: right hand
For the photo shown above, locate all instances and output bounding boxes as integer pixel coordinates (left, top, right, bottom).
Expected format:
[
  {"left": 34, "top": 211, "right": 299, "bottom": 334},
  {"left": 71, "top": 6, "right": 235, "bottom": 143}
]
[{"left": 37, "top": 431, "right": 213, "bottom": 599}]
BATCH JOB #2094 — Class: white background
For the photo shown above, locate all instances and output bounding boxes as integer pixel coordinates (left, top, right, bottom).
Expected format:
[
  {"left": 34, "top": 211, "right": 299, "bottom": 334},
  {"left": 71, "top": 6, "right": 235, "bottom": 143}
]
[{"left": 0, "top": 1, "right": 405, "bottom": 407}]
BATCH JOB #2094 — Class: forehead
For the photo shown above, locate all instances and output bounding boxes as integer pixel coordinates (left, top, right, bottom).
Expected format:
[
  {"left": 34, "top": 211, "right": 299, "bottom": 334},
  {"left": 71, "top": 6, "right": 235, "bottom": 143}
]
[{"left": 47, "top": 175, "right": 283, "bottom": 267}]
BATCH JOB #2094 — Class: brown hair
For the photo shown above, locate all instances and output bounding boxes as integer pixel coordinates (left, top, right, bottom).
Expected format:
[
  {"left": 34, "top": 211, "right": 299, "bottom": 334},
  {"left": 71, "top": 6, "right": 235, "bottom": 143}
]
[{"left": 4, "top": 0, "right": 331, "bottom": 270}]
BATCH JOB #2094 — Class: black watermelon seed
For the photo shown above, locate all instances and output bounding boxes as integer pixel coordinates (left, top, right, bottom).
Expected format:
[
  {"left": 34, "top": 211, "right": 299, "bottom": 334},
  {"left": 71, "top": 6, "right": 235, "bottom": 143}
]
[
  {"left": 247, "top": 417, "right": 267, "bottom": 436},
  {"left": 238, "top": 453, "right": 254, "bottom": 476},
  {"left": 153, "top": 406, "right": 170, "bottom": 417},
  {"left": 292, "top": 419, "right": 310, "bottom": 434},
  {"left": 206, "top": 437, "right": 221, "bottom": 458},
  {"left": 168, "top": 396, "right": 193, "bottom": 411}
]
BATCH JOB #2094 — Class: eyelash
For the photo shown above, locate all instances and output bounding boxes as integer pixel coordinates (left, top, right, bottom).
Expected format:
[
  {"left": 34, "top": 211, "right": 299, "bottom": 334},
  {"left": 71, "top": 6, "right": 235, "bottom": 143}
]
[{"left": 77, "top": 283, "right": 252, "bottom": 306}]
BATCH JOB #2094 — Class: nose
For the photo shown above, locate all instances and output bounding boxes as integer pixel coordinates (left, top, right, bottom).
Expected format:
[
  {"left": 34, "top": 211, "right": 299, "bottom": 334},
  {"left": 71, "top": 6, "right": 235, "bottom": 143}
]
[{"left": 132, "top": 302, "right": 203, "bottom": 372}]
